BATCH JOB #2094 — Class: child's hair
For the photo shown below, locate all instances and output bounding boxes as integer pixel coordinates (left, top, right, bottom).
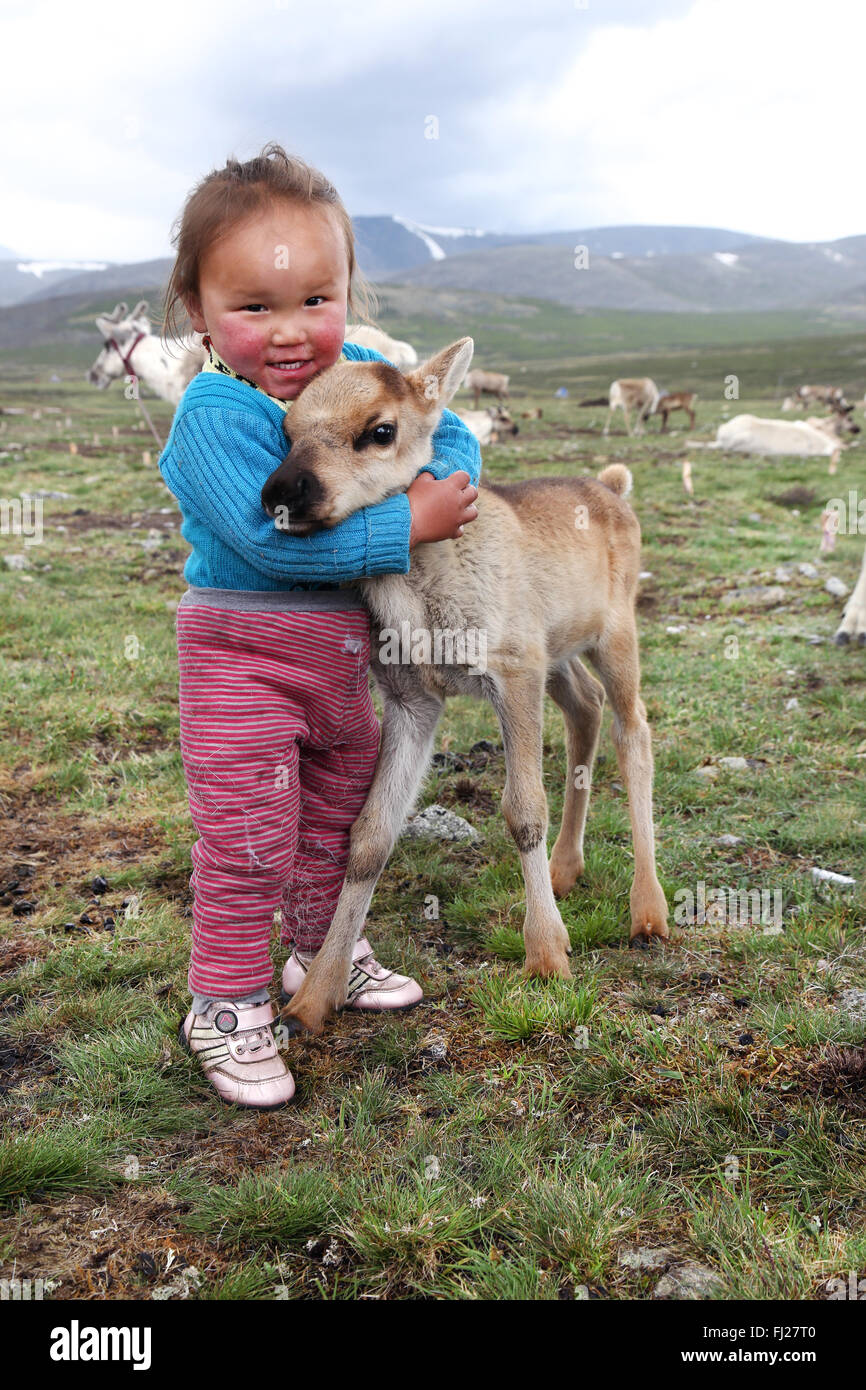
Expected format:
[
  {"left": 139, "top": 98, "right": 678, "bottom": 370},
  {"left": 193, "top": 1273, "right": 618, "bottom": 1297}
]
[{"left": 162, "top": 141, "right": 377, "bottom": 343}]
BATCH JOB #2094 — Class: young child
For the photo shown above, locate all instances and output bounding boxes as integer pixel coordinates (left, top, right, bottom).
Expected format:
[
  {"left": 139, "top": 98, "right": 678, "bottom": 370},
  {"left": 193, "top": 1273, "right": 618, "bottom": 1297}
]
[{"left": 158, "top": 143, "right": 480, "bottom": 1109}]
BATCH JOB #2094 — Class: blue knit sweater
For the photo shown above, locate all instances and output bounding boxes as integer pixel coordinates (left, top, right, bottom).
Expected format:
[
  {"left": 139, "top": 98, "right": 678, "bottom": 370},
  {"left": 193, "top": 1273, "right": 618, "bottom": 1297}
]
[{"left": 158, "top": 341, "right": 482, "bottom": 590}]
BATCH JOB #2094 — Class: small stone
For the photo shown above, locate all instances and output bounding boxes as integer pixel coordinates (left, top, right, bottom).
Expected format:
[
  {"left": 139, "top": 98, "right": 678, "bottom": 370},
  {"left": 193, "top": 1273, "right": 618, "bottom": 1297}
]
[
  {"left": 3, "top": 554, "right": 29, "bottom": 571},
  {"left": 619, "top": 1247, "right": 669, "bottom": 1272},
  {"left": 738, "top": 1033, "right": 754, "bottom": 1046},
  {"left": 653, "top": 1263, "right": 723, "bottom": 1300},
  {"left": 91, "top": 875, "right": 109, "bottom": 895},
  {"left": 798, "top": 562, "right": 819, "bottom": 579},
  {"left": 785, "top": 697, "right": 799, "bottom": 711},
  {"left": 715, "top": 834, "right": 743, "bottom": 848},
  {"left": 835, "top": 989, "right": 866, "bottom": 1021},
  {"left": 718, "top": 756, "right": 750, "bottom": 772},
  {"left": 721, "top": 585, "right": 788, "bottom": 608},
  {"left": 421, "top": 1030, "right": 448, "bottom": 1062},
  {"left": 693, "top": 765, "right": 719, "bottom": 780},
  {"left": 825, "top": 576, "right": 849, "bottom": 599},
  {"left": 401, "top": 803, "right": 480, "bottom": 843}
]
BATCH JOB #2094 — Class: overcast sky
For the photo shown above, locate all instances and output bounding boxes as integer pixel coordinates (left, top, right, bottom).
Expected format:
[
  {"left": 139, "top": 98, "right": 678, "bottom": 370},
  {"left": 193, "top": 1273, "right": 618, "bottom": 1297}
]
[{"left": 3, "top": 0, "right": 863, "bottom": 263}]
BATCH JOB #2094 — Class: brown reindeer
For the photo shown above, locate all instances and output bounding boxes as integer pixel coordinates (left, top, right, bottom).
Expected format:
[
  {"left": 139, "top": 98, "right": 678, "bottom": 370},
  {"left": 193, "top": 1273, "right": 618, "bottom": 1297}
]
[
  {"left": 656, "top": 391, "right": 698, "bottom": 432},
  {"left": 261, "top": 338, "right": 668, "bottom": 1036}
]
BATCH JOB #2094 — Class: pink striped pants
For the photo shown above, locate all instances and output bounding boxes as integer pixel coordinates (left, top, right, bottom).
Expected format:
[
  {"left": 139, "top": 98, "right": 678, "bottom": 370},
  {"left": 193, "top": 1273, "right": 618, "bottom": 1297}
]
[{"left": 175, "top": 593, "right": 381, "bottom": 997}]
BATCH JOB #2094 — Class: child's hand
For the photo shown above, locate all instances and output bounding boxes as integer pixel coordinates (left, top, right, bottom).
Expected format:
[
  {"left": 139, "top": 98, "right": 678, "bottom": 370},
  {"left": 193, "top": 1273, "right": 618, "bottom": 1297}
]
[{"left": 407, "top": 471, "right": 479, "bottom": 548}]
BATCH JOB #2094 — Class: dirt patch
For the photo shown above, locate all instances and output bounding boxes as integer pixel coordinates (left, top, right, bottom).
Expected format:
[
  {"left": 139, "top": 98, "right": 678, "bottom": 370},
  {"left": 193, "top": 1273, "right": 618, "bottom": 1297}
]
[
  {"left": 770, "top": 486, "right": 817, "bottom": 508},
  {"left": 52, "top": 508, "right": 179, "bottom": 535},
  {"left": 0, "top": 794, "right": 162, "bottom": 946},
  {"left": 0, "top": 1188, "right": 226, "bottom": 1301},
  {"left": 438, "top": 779, "right": 498, "bottom": 816},
  {"left": 0, "top": 1038, "right": 55, "bottom": 1098},
  {"left": 790, "top": 1046, "right": 866, "bottom": 1116}
]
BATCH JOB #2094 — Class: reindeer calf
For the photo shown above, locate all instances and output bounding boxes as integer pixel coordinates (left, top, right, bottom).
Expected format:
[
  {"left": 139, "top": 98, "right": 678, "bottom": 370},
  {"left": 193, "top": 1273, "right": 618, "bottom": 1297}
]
[{"left": 261, "top": 338, "right": 668, "bottom": 1035}]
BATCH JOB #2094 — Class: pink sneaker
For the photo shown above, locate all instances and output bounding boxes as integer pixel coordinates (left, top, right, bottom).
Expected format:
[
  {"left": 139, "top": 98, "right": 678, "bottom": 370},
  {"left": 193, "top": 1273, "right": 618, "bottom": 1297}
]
[
  {"left": 280, "top": 936, "right": 424, "bottom": 1013},
  {"left": 178, "top": 998, "right": 295, "bottom": 1109}
]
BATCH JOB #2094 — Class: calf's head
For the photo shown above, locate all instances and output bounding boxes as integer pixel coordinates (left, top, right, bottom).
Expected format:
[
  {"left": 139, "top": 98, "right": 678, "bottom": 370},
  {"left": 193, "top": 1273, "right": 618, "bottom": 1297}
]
[{"left": 261, "top": 336, "right": 474, "bottom": 535}]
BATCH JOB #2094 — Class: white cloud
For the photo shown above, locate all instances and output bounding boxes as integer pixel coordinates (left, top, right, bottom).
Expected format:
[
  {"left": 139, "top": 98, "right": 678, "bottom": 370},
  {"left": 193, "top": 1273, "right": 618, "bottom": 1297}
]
[
  {"left": 472, "top": 0, "right": 866, "bottom": 240},
  {"left": 1, "top": 0, "right": 864, "bottom": 260}
]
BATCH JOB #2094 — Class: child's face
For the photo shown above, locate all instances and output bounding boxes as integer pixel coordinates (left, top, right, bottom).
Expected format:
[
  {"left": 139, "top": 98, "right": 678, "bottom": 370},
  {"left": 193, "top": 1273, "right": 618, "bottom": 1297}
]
[{"left": 184, "top": 202, "right": 350, "bottom": 400}]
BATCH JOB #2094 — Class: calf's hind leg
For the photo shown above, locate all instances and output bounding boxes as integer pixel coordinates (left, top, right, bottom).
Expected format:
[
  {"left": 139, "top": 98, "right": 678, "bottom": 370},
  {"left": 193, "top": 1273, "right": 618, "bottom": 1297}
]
[
  {"left": 546, "top": 657, "right": 605, "bottom": 897},
  {"left": 589, "top": 617, "right": 669, "bottom": 942},
  {"left": 491, "top": 671, "right": 572, "bottom": 978},
  {"left": 280, "top": 686, "right": 445, "bottom": 1035}
]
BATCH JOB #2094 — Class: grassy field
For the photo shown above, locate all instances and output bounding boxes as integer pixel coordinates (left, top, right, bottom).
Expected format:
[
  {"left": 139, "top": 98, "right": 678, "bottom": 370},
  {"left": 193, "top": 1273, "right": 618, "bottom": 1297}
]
[{"left": 0, "top": 320, "right": 865, "bottom": 1302}]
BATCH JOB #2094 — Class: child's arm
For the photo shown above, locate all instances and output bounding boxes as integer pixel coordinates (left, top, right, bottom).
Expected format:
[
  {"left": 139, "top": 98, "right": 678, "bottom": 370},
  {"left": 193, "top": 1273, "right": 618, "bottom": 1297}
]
[{"left": 163, "top": 405, "right": 412, "bottom": 583}]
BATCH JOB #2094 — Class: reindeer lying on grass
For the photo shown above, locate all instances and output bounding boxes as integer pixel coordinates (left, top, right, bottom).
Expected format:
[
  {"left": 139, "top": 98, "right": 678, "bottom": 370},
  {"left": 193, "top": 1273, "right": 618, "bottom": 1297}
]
[{"left": 261, "top": 338, "right": 668, "bottom": 1036}]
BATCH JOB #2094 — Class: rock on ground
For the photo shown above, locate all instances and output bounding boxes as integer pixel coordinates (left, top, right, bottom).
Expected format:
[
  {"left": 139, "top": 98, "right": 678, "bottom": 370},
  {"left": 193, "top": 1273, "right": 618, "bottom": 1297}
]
[
  {"left": 400, "top": 803, "right": 481, "bottom": 843},
  {"left": 835, "top": 989, "right": 866, "bottom": 1021},
  {"left": 653, "top": 1263, "right": 723, "bottom": 1300},
  {"left": 619, "top": 1247, "right": 670, "bottom": 1272}
]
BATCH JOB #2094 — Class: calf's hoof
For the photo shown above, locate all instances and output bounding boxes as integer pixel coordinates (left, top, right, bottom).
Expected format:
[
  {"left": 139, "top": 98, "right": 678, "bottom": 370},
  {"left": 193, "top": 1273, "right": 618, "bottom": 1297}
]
[
  {"left": 629, "top": 918, "right": 669, "bottom": 945},
  {"left": 523, "top": 941, "right": 573, "bottom": 979},
  {"left": 276, "top": 998, "right": 333, "bottom": 1037},
  {"left": 549, "top": 853, "right": 584, "bottom": 898}
]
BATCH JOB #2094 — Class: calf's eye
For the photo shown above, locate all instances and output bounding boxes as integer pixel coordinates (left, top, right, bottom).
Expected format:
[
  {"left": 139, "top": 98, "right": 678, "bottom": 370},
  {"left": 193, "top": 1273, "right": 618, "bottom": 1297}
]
[{"left": 372, "top": 423, "right": 395, "bottom": 445}]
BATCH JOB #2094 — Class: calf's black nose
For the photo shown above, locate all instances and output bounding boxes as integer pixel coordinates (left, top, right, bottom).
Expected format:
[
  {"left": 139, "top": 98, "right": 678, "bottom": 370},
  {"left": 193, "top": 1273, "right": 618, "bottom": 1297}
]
[{"left": 261, "top": 463, "right": 321, "bottom": 521}]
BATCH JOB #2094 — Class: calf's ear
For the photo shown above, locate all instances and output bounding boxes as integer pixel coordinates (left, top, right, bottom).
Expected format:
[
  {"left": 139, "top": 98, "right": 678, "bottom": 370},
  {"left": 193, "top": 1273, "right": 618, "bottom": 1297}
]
[{"left": 407, "top": 337, "right": 475, "bottom": 416}]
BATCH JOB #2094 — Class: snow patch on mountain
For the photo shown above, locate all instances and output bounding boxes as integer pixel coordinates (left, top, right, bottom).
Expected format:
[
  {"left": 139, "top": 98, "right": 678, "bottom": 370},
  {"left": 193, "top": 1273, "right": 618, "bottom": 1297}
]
[
  {"left": 16, "top": 260, "right": 109, "bottom": 280},
  {"left": 392, "top": 215, "right": 487, "bottom": 261}
]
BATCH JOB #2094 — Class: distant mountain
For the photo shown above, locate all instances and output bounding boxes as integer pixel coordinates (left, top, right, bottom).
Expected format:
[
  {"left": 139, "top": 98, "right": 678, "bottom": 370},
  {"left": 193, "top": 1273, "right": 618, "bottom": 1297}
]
[
  {"left": 4, "top": 219, "right": 766, "bottom": 307},
  {"left": 386, "top": 235, "right": 866, "bottom": 313},
  {"left": 350, "top": 216, "right": 764, "bottom": 277},
  {"left": 3, "top": 222, "right": 866, "bottom": 335},
  {"left": 0, "top": 256, "right": 115, "bottom": 308},
  {"left": 0, "top": 285, "right": 169, "bottom": 352}
]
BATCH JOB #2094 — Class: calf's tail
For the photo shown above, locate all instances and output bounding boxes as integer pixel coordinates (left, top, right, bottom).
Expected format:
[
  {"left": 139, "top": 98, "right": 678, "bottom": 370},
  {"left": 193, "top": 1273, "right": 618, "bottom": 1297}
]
[{"left": 597, "top": 463, "right": 633, "bottom": 497}]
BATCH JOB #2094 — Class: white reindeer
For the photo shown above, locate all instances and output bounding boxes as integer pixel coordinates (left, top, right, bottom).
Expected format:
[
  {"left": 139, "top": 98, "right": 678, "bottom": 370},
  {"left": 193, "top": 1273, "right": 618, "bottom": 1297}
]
[
  {"left": 344, "top": 324, "right": 418, "bottom": 371},
  {"left": 88, "top": 301, "right": 206, "bottom": 406},
  {"left": 603, "top": 379, "right": 660, "bottom": 437},
  {"left": 835, "top": 544, "right": 866, "bottom": 645}
]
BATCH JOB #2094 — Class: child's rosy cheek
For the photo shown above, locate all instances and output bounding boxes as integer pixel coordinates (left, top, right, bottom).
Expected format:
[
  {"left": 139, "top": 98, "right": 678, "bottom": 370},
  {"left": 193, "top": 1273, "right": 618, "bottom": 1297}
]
[
  {"left": 226, "top": 325, "right": 265, "bottom": 355},
  {"left": 316, "top": 320, "right": 348, "bottom": 358}
]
